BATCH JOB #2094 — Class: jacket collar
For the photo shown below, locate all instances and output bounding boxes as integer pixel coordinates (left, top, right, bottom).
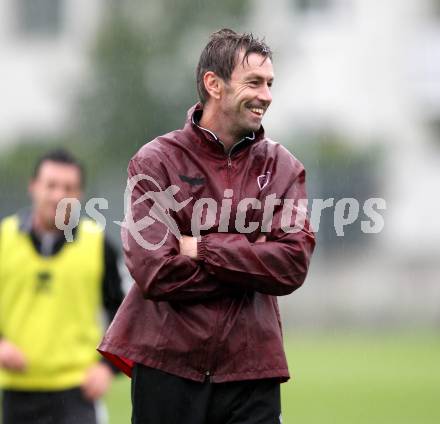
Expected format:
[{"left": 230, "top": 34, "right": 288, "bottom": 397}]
[
  {"left": 17, "top": 207, "right": 78, "bottom": 241},
  {"left": 185, "top": 103, "right": 265, "bottom": 156}
]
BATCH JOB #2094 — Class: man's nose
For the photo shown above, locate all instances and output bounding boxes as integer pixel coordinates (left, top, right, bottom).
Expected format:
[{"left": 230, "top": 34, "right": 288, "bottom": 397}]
[
  {"left": 51, "top": 187, "right": 69, "bottom": 204},
  {"left": 258, "top": 83, "right": 272, "bottom": 104}
]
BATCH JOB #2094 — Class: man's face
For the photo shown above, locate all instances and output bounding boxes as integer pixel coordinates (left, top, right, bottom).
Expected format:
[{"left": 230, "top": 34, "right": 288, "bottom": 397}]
[
  {"left": 220, "top": 51, "right": 274, "bottom": 137},
  {"left": 29, "top": 161, "right": 82, "bottom": 230}
]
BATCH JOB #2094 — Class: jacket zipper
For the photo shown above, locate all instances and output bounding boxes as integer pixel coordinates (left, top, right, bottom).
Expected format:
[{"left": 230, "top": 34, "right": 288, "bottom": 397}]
[
  {"left": 224, "top": 138, "right": 247, "bottom": 186},
  {"left": 203, "top": 138, "right": 248, "bottom": 381},
  {"left": 204, "top": 302, "right": 221, "bottom": 382}
]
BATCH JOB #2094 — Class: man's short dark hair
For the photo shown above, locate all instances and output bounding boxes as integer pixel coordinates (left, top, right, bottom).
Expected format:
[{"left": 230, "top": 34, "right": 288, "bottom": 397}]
[
  {"left": 196, "top": 28, "right": 273, "bottom": 104},
  {"left": 33, "top": 149, "right": 85, "bottom": 188}
]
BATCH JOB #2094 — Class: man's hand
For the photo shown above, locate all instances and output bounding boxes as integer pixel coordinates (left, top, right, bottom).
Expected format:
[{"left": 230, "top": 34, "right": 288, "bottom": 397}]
[
  {"left": 179, "top": 234, "right": 264, "bottom": 259},
  {"left": 0, "top": 339, "right": 27, "bottom": 372},
  {"left": 179, "top": 235, "right": 198, "bottom": 259},
  {"left": 81, "top": 363, "right": 114, "bottom": 401}
]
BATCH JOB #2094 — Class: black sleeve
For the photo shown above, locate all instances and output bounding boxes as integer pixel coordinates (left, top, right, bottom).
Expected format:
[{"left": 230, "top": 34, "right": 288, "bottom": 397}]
[
  {"left": 100, "top": 236, "right": 125, "bottom": 373},
  {"left": 102, "top": 236, "right": 125, "bottom": 322}
]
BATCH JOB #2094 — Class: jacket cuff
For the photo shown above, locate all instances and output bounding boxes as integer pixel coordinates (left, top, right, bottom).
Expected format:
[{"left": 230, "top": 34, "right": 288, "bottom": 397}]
[{"left": 197, "top": 236, "right": 208, "bottom": 261}]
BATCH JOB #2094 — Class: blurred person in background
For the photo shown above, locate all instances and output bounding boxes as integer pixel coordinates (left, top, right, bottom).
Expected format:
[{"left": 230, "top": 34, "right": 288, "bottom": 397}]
[
  {"left": 99, "top": 29, "right": 315, "bottom": 424},
  {"left": 0, "top": 149, "right": 125, "bottom": 424}
]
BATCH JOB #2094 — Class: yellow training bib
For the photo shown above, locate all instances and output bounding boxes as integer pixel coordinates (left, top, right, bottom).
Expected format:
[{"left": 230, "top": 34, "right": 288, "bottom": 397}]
[{"left": 0, "top": 216, "right": 104, "bottom": 390}]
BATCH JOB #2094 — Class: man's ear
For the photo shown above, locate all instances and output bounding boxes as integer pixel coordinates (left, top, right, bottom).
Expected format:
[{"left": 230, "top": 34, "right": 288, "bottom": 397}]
[
  {"left": 203, "top": 71, "right": 223, "bottom": 100},
  {"left": 28, "top": 179, "right": 36, "bottom": 199}
]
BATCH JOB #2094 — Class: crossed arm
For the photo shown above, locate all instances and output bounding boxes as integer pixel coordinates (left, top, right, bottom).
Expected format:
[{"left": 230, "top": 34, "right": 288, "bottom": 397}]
[
  {"left": 179, "top": 234, "right": 266, "bottom": 259},
  {"left": 123, "top": 159, "right": 316, "bottom": 302}
]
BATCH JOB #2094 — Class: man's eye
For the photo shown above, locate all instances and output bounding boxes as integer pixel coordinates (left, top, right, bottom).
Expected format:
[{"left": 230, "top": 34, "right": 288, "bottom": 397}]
[
  {"left": 47, "top": 182, "right": 57, "bottom": 190},
  {"left": 248, "top": 81, "right": 259, "bottom": 86}
]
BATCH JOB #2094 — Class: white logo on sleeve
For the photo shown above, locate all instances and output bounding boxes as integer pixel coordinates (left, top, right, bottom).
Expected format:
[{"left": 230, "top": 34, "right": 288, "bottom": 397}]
[{"left": 257, "top": 172, "right": 271, "bottom": 190}]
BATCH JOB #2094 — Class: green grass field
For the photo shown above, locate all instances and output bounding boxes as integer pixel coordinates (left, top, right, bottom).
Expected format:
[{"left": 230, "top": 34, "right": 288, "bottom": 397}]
[{"left": 105, "top": 331, "right": 440, "bottom": 423}]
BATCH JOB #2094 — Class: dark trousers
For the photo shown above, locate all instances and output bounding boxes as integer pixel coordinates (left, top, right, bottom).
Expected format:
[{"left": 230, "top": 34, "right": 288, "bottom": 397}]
[
  {"left": 2, "top": 387, "right": 98, "bottom": 424},
  {"left": 131, "top": 364, "right": 282, "bottom": 424}
]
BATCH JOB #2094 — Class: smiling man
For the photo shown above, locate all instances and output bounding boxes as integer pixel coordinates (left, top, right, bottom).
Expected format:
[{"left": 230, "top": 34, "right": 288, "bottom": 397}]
[
  {"left": 99, "top": 29, "right": 316, "bottom": 424},
  {"left": 197, "top": 41, "right": 274, "bottom": 144}
]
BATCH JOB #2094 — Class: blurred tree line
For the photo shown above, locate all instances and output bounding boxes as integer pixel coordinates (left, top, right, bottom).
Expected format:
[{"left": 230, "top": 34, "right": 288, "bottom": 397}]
[
  {"left": 0, "top": 0, "right": 383, "bottom": 252},
  {"left": 0, "top": 0, "right": 248, "bottom": 235},
  {"left": 291, "top": 132, "right": 384, "bottom": 256}
]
